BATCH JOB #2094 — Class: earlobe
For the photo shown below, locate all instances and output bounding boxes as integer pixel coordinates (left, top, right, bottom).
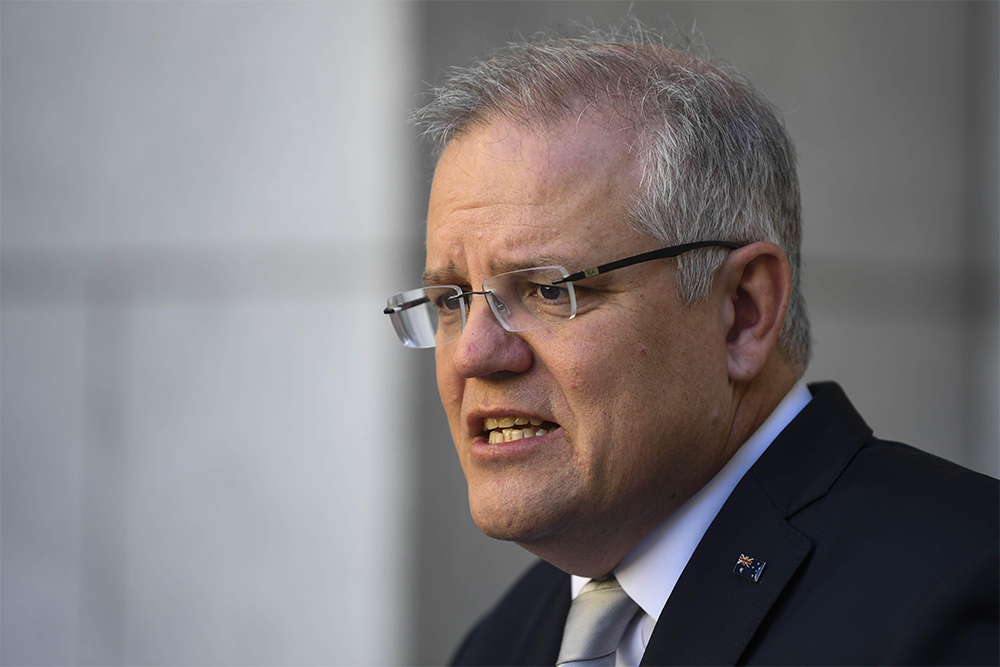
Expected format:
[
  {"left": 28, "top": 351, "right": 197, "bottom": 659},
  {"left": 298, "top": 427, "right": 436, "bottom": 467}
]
[{"left": 721, "top": 243, "right": 792, "bottom": 383}]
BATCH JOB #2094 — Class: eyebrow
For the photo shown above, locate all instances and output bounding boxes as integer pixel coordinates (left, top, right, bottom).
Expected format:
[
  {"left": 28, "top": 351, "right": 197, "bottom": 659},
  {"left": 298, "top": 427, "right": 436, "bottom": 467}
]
[
  {"left": 422, "top": 254, "right": 578, "bottom": 287},
  {"left": 422, "top": 263, "right": 462, "bottom": 287}
]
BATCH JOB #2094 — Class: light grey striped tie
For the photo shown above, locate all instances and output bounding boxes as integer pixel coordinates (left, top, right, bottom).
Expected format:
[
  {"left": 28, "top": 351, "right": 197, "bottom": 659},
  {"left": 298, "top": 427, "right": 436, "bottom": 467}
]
[{"left": 556, "top": 576, "right": 641, "bottom": 667}]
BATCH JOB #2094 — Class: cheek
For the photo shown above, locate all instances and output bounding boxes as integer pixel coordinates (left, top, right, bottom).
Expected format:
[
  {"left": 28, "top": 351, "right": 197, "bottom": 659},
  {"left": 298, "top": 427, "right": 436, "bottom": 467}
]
[
  {"left": 555, "top": 314, "right": 695, "bottom": 435},
  {"left": 549, "top": 320, "right": 651, "bottom": 424},
  {"left": 435, "top": 351, "right": 464, "bottom": 420}
]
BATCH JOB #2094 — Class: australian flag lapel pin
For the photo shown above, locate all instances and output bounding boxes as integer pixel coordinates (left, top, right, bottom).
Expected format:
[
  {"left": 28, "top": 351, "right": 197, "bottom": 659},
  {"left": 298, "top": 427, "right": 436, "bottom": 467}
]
[{"left": 733, "top": 553, "right": 766, "bottom": 582}]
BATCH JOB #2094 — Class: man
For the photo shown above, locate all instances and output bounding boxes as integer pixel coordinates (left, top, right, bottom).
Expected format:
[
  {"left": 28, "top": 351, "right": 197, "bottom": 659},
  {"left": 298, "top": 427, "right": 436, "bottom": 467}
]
[{"left": 384, "top": 27, "right": 998, "bottom": 665}]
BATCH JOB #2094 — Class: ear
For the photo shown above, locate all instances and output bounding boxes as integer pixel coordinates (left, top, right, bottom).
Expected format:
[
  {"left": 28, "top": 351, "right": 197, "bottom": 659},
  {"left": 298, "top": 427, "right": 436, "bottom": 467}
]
[{"left": 716, "top": 242, "right": 792, "bottom": 383}]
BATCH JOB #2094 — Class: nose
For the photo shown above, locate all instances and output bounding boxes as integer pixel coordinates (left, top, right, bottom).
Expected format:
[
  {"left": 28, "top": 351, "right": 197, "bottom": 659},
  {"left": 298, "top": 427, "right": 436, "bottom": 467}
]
[{"left": 450, "top": 294, "right": 533, "bottom": 379}]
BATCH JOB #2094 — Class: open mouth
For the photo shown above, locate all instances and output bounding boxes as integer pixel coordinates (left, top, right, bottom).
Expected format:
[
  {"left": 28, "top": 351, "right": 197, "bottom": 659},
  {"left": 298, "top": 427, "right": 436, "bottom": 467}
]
[{"left": 482, "top": 416, "right": 560, "bottom": 444}]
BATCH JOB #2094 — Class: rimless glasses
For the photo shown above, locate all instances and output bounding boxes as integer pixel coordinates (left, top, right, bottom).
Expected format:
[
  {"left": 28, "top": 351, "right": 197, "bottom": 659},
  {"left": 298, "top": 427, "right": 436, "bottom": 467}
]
[{"left": 383, "top": 240, "right": 742, "bottom": 349}]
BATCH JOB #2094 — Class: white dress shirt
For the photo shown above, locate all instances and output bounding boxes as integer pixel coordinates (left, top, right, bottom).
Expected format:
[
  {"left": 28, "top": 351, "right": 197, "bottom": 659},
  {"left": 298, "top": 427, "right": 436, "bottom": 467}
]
[{"left": 568, "top": 381, "right": 813, "bottom": 667}]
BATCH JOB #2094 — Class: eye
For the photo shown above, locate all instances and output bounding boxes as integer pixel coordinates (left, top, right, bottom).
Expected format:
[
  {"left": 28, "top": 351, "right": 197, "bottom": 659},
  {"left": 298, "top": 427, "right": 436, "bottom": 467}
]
[
  {"left": 436, "top": 293, "right": 464, "bottom": 311},
  {"left": 538, "top": 284, "right": 565, "bottom": 301},
  {"left": 527, "top": 283, "right": 569, "bottom": 304},
  {"left": 491, "top": 295, "right": 510, "bottom": 314},
  {"left": 520, "top": 281, "right": 573, "bottom": 320}
]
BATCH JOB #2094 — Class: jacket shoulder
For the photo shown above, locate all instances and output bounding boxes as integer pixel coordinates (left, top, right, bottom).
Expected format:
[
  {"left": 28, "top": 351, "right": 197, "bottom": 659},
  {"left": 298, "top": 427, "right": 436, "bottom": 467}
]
[
  {"left": 746, "top": 429, "right": 998, "bottom": 664},
  {"left": 825, "top": 436, "right": 998, "bottom": 540}
]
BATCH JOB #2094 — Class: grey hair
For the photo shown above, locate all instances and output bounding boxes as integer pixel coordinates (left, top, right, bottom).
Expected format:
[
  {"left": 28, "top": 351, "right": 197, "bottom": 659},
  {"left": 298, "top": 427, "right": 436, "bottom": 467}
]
[{"left": 414, "top": 23, "right": 811, "bottom": 373}]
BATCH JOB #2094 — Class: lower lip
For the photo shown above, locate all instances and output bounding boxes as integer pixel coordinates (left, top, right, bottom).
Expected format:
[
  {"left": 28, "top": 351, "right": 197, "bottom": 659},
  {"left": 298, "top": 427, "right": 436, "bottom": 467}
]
[{"left": 469, "top": 428, "right": 562, "bottom": 462}]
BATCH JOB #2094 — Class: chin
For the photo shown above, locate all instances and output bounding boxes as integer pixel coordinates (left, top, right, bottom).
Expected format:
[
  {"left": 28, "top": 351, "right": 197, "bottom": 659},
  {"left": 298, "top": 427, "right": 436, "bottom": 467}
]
[
  {"left": 469, "top": 493, "right": 564, "bottom": 543},
  {"left": 467, "top": 481, "right": 578, "bottom": 544},
  {"left": 470, "top": 500, "right": 546, "bottom": 543}
]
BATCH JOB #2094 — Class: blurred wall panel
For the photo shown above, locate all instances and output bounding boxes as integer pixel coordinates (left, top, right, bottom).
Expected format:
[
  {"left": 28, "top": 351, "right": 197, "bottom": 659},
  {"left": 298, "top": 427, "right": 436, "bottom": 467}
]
[
  {"left": 410, "top": 2, "right": 998, "bottom": 664},
  {"left": 963, "top": 0, "right": 999, "bottom": 476},
  {"left": 1, "top": 2, "right": 417, "bottom": 665}
]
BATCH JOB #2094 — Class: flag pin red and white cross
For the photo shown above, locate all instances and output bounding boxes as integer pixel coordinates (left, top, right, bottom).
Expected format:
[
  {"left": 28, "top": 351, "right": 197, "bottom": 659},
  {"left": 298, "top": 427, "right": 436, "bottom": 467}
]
[{"left": 733, "top": 553, "right": 766, "bottom": 582}]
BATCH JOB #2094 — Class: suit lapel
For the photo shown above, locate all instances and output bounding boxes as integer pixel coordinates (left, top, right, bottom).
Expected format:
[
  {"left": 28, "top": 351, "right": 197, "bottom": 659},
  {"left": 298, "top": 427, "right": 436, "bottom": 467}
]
[
  {"left": 640, "top": 474, "right": 812, "bottom": 666},
  {"left": 522, "top": 573, "right": 571, "bottom": 665},
  {"left": 640, "top": 382, "right": 871, "bottom": 665}
]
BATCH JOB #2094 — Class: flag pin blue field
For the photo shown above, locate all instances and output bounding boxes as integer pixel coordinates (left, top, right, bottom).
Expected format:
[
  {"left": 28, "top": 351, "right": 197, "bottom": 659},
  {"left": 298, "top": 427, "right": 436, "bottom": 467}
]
[{"left": 733, "top": 553, "right": 766, "bottom": 582}]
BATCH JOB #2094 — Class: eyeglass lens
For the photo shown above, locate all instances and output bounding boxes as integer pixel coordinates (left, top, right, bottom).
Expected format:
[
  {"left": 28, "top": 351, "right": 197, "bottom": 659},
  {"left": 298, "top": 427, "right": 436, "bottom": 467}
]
[
  {"left": 386, "top": 286, "right": 465, "bottom": 348},
  {"left": 481, "top": 266, "right": 575, "bottom": 333},
  {"left": 385, "top": 266, "right": 574, "bottom": 348}
]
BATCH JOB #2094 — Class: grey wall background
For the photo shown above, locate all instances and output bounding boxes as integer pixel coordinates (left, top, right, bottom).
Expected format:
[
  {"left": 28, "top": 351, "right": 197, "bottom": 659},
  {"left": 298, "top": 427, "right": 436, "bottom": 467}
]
[
  {"left": 2, "top": 2, "right": 997, "bottom": 666},
  {"left": 2, "top": 2, "right": 419, "bottom": 665}
]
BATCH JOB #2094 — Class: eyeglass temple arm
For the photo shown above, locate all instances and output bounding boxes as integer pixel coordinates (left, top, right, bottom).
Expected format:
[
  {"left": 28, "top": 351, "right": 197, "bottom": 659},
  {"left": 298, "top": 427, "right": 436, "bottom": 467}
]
[
  {"left": 551, "top": 241, "right": 744, "bottom": 284},
  {"left": 383, "top": 295, "right": 430, "bottom": 315},
  {"left": 384, "top": 288, "right": 496, "bottom": 314}
]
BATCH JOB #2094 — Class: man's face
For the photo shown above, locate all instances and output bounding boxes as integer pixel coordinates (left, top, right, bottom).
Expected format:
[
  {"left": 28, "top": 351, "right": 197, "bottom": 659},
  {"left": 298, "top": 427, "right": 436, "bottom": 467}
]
[{"left": 426, "top": 117, "right": 733, "bottom": 559}]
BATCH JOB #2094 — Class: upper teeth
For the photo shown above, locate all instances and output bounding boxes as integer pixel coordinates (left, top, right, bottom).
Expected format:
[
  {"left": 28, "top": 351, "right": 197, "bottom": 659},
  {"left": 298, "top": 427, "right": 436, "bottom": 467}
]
[
  {"left": 485, "top": 416, "right": 542, "bottom": 430},
  {"left": 484, "top": 416, "right": 551, "bottom": 444}
]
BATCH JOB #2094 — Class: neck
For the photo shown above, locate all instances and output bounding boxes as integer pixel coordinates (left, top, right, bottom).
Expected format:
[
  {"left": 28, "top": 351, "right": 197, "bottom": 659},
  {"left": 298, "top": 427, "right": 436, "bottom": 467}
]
[
  {"left": 725, "top": 356, "right": 798, "bottom": 460},
  {"left": 516, "top": 505, "right": 667, "bottom": 578}
]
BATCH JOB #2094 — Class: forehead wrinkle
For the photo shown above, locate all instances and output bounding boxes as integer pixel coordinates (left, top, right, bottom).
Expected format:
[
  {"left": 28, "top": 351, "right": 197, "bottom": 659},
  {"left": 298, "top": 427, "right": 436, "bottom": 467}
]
[
  {"left": 426, "top": 118, "right": 647, "bottom": 292},
  {"left": 423, "top": 252, "right": 578, "bottom": 288},
  {"left": 426, "top": 215, "right": 621, "bottom": 285},
  {"left": 443, "top": 120, "right": 634, "bottom": 212},
  {"left": 488, "top": 253, "right": 577, "bottom": 275}
]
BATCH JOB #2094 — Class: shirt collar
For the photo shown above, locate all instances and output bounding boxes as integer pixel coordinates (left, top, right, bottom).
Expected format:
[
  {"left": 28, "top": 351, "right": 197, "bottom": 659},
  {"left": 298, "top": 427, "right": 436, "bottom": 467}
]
[{"left": 570, "top": 380, "right": 813, "bottom": 620}]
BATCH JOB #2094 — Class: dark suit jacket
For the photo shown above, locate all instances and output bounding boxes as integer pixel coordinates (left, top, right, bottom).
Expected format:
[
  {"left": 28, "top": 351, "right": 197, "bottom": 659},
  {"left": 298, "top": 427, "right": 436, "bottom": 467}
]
[{"left": 451, "top": 382, "right": 999, "bottom": 666}]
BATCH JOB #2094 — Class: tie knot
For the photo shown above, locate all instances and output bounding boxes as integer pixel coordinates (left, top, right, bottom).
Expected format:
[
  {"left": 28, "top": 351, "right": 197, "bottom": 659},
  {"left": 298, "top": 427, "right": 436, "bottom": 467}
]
[{"left": 557, "top": 576, "right": 640, "bottom": 667}]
